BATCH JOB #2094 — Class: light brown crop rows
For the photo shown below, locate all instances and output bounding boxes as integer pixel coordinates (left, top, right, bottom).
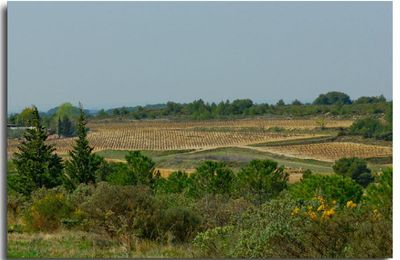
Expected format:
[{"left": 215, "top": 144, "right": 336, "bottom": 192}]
[
  {"left": 8, "top": 118, "right": 343, "bottom": 156},
  {"left": 91, "top": 117, "right": 353, "bottom": 130},
  {"left": 263, "top": 142, "right": 392, "bottom": 162}
]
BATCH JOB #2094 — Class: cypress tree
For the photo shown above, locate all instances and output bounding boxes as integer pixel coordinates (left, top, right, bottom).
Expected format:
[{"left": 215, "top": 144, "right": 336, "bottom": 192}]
[
  {"left": 65, "top": 104, "right": 101, "bottom": 189},
  {"left": 12, "top": 106, "right": 63, "bottom": 196},
  {"left": 57, "top": 116, "right": 62, "bottom": 137}
]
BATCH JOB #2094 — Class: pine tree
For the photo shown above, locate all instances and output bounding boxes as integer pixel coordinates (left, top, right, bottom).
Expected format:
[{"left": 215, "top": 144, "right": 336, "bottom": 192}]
[
  {"left": 65, "top": 104, "right": 101, "bottom": 189},
  {"left": 12, "top": 106, "right": 63, "bottom": 196}
]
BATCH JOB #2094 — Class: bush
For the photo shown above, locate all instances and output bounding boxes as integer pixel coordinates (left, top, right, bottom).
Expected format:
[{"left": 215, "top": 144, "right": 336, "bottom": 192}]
[
  {"left": 349, "top": 117, "right": 391, "bottom": 140},
  {"left": 156, "top": 171, "right": 192, "bottom": 194},
  {"left": 161, "top": 207, "right": 201, "bottom": 243},
  {"left": 195, "top": 190, "right": 391, "bottom": 258},
  {"left": 193, "top": 225, "right": 236, "bottom": 257},
  {"left": 333, "top": 157, "right": 374, "bottom": 187},
  {"left": 24, "top": 188, "right": 73, "bottom": 231},
  {"left": 81, "top": 182, "right": 157, "bottom": 240},
  {"left": 189, "top": 161, "right": 235, "bottom": 198},
  {"left": 125, "top": 151, "right": 160, "bottom": 187},
  {"left": 235, "top": 159, "right": 288, "bottom": 204},
  {"left": 7, "top": 192, "right": 27, "bottom": 225},
  {"left": 195, "top": 195, "right": 253, "bottom": 230},
  {"left": 289, "top": 174, "right": 363, "bottom": 205}
]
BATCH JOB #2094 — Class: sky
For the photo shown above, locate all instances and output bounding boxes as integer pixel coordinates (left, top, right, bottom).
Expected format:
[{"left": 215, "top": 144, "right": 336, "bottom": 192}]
[{"left": 8, "top": 2, "right": 392, "bottom": 113}]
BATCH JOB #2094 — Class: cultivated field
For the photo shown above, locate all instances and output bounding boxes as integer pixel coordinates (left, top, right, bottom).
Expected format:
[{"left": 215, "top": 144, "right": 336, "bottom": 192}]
[
  {"left": 8, "top": 117, "right": 392, "bottom": 171},
  {"left": 261, "top": 142, "right": 392, "bottom": 162},
  {"left": 9, "top": 118, "right": 350, "bottom": 156}
]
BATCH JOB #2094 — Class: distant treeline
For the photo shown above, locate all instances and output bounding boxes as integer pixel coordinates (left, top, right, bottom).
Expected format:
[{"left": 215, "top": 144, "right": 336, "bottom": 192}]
[
  {"left": 97, "top": 91, "right": 390, "bottom": 120},
  {"left": 9, "top": 92, "right": 391, "bottom": 124}
]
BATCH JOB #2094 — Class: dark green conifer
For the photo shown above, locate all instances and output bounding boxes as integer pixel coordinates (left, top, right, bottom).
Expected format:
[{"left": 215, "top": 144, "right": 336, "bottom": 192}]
[
  {"left": 65, "top": 104, "right": 101, "bottom": 189},
  {"left": 12, "top": 106, "right": 63, "bottom": 195}
]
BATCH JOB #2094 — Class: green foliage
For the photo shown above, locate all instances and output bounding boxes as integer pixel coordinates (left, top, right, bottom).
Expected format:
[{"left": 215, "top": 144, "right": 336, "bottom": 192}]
[
  {"left": 289, "top": 174, "right": 363, "bottom": 205},
  {"left": 195, "top": 195, "right": 253, "bottom": 230},
  {"left": 363, "top": 168, "right": 392, "bottom": 215},
  {"left": 161, "top": 206, "right": 201, "bottom": 243},
  {"left": 193, "top": 225, "right": 236, "bottom": 257},
  {"left": 57, "top": 115, "right": 75, "bottom": 137},
  {"left": 354, "top": 95, "right": 386, "bottom": 104},
  {"left": 333, "top": 157, "right": 374, "bottom": 187},
  {"left": 236, "top": 159, "right": 288, "bottom": 204},
  {"left": 14, "top": 107, "right": 36, "bottom": 126},
  {"left": 291, "top": 99, "right": 303, "bottom": 105},
  {"left": 125, "top": 151, "right": 160, "bottom": 186},
  {"left": 12, "top": 106, "right": 64, "bottom": 196},
  {"left": 65, "top": 105, "right": 102, "bottom": 189},
  {"left": 276, "top": 99, "right": 285, "bottom": 106},
  {"left": 7, "top": 192, "right": 27, "bottom": 227},
  {"left": 349, "top": 116, "right": 391, "bottom": 140},
  {"left": 24, "top": 188, "right": 73, "bottom": 231},
  {"left": 313, "top": 91, "right": 352, "bottom": 105},
  {"left": 190, "top": 161, "right": 234, "bottom": 198},
  {"left": 156, "top": 171, "right": 192, "bottom": 194},
  {"left": 81, "top": 182, "right": 158, "bottom": 241},
  {"left": 104, "top": 162, "right": 133, "bottom": 185}
]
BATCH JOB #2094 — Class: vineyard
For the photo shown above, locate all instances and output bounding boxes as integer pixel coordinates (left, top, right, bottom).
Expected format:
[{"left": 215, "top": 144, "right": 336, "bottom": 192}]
[
  {"left": 8, "top": 118, "right": 348, "bottom": 156},
  {"left": 7, "top": 118, "right": 392, "bottom": 164},
  {"left": 262, "top": 142, "right": 392, "bottom": 162}
]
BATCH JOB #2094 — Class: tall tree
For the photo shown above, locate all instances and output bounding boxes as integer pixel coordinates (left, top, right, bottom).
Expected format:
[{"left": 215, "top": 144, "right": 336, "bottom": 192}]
[
  {"left": 12, "top": 106, "right": 63, "bottom": 196},
  {"left": 65, "top": 104, "right": 101, "bottom": 189}
]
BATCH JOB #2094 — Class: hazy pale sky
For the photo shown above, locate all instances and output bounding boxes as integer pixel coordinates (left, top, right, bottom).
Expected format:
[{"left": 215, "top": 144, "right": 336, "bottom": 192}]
[{"left": 8, "top": 2, "right": 392, "bottom": 113}]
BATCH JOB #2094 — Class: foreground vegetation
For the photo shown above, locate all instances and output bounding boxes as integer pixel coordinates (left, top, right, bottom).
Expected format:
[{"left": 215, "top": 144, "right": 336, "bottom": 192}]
[{"left": 7, "top": 104, "right": 392, "bottom": 258}]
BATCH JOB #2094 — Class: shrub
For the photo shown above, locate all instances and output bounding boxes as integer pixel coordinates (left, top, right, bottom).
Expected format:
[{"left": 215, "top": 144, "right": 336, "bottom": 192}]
[
  {"left": 193, "top": 225, "right": 236, "bottom": 257},
  {"left": 156, "top": 171, "right": 192, "bottom": 194},
  {"left": 7, "top": 192, "right": 27, "bottom": 225},
  {"left": 125, "top": 151, "right": 160, "bottom": 187},
  {"left": 195, "top": 195, "right": 253, "bottom": 230},
  {"left": 190, "top": 161, "right": 235, "bottom": 198},
  {"left": 349, "top": 117, "right": 391, "bottom": 140},
  {"left": 333, "top": 157, "right": 374, "bottom": 187},
  {"left": 24, "top": 187, "right": 73, "bottom": 231},
  {"left": 235, "top": 159, "right": 288, "bottom": 204},
  {"left": 161, "top": 207, "right": 201, "bottom": 243},
  {"left": 289, "top": 174, "right": 363, "bottom": 205},
  {"left": 81, "top": 182, "right": 158, "bottom": 241}
]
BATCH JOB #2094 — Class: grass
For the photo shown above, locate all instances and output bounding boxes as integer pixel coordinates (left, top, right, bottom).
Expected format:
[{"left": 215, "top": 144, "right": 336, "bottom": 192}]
[
  {"left": 7, "top": 231, "right": 197, "bottom": 258},
  {"left": 95, "top": 149, "right": 194, "bottom": 161},
  {"left": 97, "top": 147, "right": 334, "bottom": 174}
]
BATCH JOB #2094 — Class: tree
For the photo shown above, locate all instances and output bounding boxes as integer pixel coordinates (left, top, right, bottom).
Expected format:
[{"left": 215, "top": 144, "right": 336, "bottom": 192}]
[
  {"left": 292, "top": 99, "right": 303, "bottom": 106},
  {"left": 157, "top": 171, "right": 192, "bottom": 194},
  {"left": 236, "top": 159, "right": 288, "bottom": 204},
  {"left": 333, "top": 157, "right": 374, "bottom": 187},
  {"left": 65, "top": 104, "right": 102, "bottom": 189},
  {"left": 289, "top": 174, "right": 363, "bottom": 205},
  {"left": 190, "top": 161, "right": 234, "bottom": 198},
  {"left": 313, "top": 91, "right": 352, "bottom": 105},
  {"left": 57, "top": 115, "right": 75, "bottom": 137},
  {"left": 125, "top": 151, "right": 160, "bottom": 187},
  {"left": 276, "top": 99, "right": 285, "bottom": 106},
  {"left": 349, "top": 117, "right": 386, "bottom": 139},
  {"left": 15, "top": 107, "right": 36, "bottom": 126},
  {"left": 12, "top": 106, "right": 64, "bottom": 196},
  {"left": 354, "top": 95, "right": 386, "bottom": 104}
]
